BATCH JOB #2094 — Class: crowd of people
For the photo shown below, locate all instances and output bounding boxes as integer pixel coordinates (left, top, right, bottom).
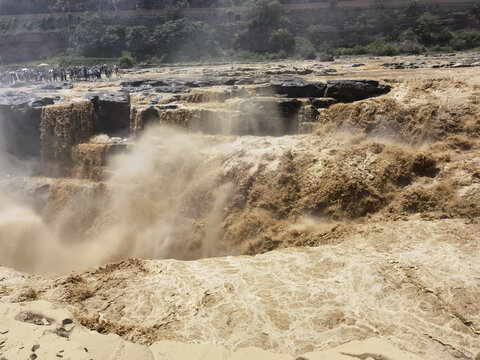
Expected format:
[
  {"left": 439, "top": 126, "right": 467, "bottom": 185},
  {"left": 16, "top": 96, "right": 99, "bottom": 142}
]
[{"left": 0, "top": 64, "right": 122, "bottom": 86}]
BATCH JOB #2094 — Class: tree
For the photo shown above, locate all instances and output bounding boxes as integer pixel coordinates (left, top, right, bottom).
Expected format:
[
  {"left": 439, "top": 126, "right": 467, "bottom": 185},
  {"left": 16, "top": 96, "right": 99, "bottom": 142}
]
[
  {"left": 152, "top": 18, "right": 218, "bottom": 61},
  {"left": 405, "top": 0, "right": 418, "bottom": 16},
  {"left": 101, "top": 25, "right": 127, "bottom": 57},
  {"left": 248, "top": 0, "right": 288, "bottom": 31},
  {"left": 126, "top": 25, "right": 152, "bottom": 59},
  {"left": 69, "top": 12, "right": 106, "bottom": 57},
  {"left": 237, "top": 0, "right": 291, "bottom": 53},
  {"left": 473, "top": 0, "right": 480, "bottom": 15},
  {"left": 270, "top": 28, "right": 295, "bottom": 54},
  {"left": 415, "top": 12, "right": 451, "bottom": 45}
]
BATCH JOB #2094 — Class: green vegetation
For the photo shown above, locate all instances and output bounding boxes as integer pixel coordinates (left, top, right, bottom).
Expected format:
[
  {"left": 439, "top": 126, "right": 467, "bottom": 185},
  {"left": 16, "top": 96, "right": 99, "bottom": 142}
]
[
  {"left": 294, "top": 37, "right": 316, "bottom": 60},
  {"left": 2, "top": 0, "right": 480, "bottom": 64},
  {"left": 269, "top": 28, "right": 295, "bottom": 54},
  {"left": 119, "top": 55, "right": 135, "bottom": 68},
  {"left": 66, "top": 12, "right": 218, "bottom": 61},
  {"left": 152, "top": 18, "right": 219, "bottom": 61},
  {"left": 236, "top": 0, "right": 293, "bottom": 53},
  {"left": 405, "top": 0, "right": 418, "bottom": 16},
  {"left": 328, "top": 12, "right": 480, "bottom": 57}
]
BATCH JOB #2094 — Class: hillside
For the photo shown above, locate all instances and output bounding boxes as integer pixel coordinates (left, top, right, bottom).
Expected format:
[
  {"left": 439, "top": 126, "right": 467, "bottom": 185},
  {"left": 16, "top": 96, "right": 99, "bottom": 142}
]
[{"left": 0, "top": 0, "right": 479, "bottom": 64}]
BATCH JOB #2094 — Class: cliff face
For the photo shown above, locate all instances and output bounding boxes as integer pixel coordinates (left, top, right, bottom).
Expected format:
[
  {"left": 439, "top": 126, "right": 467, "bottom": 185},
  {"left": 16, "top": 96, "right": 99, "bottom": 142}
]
[{"left": 0, "top": 32, "right": 67, "bottom": 64}]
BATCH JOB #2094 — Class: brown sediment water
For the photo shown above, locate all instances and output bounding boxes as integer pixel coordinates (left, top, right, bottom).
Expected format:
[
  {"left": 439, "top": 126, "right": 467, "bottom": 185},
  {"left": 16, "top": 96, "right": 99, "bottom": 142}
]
[
  {"left": 41, "top": 101, "right": 95, "bottom": 173},
  {"left": 0, "top": 58, "right": 479, "bottom": 359}
]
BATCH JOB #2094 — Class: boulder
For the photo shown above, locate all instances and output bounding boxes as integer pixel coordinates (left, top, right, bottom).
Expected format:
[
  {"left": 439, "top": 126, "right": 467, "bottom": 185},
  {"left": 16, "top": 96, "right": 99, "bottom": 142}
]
[
  {"left": 269, "top": 78, "right": 326, "bottom": 98},
  {"left": 86, "top": 92, "right": 131, "bottom": 136},
  {"left": 325, "top": 80, "right": 391, "bottom": 102}
]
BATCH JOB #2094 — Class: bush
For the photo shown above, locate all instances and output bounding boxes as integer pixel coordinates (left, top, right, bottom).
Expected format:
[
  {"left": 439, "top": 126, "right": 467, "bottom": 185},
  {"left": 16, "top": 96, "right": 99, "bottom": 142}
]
[
  {"left": 336, "top": 44, "right": 367, "bottom": 56},
  {"left": 398, "top": 40, "right": 424, "bottom": 54},
  {"left": 119, "top": 56, "right": 134, "bottom": 69},
  {"left": 452, "top": 31, "right": 480, "bottom": 50},
  {"left": 415, "top": 12, "right": 452, "bottom": 46},
  {"left": 367, "top": 38, "right": 398, "bottom": 56},
  {"left": 125, "top": 25, "right": 152, "bottom": 59}
]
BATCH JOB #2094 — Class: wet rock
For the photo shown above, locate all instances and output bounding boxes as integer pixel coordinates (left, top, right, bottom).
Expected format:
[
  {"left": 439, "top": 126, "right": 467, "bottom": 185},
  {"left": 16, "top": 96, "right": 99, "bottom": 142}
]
[
  {"left": 299, "top": 105, "right": 319, "bottom": 123},
  {"left": 149, "top": 95, "right": 162, "bottom": 104},
  {"left": 86, "top": 92, "right": 130, "bottom": 136},
  {"left": 0, "top": 91, "right": 54, "bottom": 109},
  {"left": 121, "top": 77, "right": 219, "bottom": 94},
  {"left": 0, "top": 91, "right": 54, "bottom": 158},
  {"left": 234, "top": 76, "right": 270, "bottom": 85},
  {"left": 382, "top": 61, "right": 427, "bottom": 69},
  {"left": 310, "top": 97, "right": 338, "bottom": 109},
  {"left": 253, "top": 85, "right": 276, "bottom": 96},
  {"left": 156, "top": 104, "right": 178, "bottom": 110},
  {"left": 119, "top": 78, "right": 146, "bottom": 87},
  {"left": 37, "top": 82, "right": 73, "bottom": 91},
  {"left": 269, "top": 78, "right": 326, "bottom": 98},
  {"left": 325, "top": 80, "right": 391, "bottom": 102},
  {"left": 15, "top": 312, "right": 52, "bottom": 326},
  {"left": 345, "top": 63, "right": 365, "bottom": 68},
  {"left": 295, "top": 68, "right": 314, "bottom": 75},
  {"left": 265, "top": 69, "right": 297, "bottom": 75}
]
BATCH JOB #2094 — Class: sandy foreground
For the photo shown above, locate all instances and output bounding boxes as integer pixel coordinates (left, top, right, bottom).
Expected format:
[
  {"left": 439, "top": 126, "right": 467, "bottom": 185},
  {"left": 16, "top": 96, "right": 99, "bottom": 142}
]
[{"left": 0, "top": 300, "right": 423, "bottom": 360}]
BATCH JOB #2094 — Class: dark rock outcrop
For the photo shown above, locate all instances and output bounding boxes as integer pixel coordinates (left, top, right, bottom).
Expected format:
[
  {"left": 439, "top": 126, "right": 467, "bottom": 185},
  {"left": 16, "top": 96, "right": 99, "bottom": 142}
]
[
  {"left": 86, "top": 92, "right": 130, "bottom": 136},
  {"left": 310, "top": 97, "right": 339, "bottom": 109},
  {"left": 270, "top": 78, "right": 326, "bottom": 98},
  {"left": 0, "top": 91, "right": 54, "bottom": 158},
  {"left": 37, "top": 82, "right": 74, "bottom": 91},
  {"left": 121, "top": 78, "right": 219, "bottom": 94},
  {"left": 0, "top": 91, "right": 54, "bottom": 109},
  {"left": 325, "top": 80, "right": 391, "bottom": 102}
]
